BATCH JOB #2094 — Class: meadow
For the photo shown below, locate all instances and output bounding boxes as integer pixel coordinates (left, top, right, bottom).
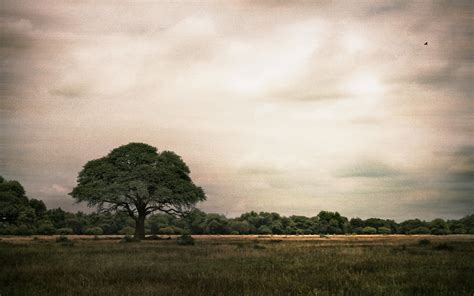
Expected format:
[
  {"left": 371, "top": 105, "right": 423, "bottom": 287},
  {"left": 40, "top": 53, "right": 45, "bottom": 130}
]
[{"left": 1, "top": 235, "right": 473, "bottom": 295}]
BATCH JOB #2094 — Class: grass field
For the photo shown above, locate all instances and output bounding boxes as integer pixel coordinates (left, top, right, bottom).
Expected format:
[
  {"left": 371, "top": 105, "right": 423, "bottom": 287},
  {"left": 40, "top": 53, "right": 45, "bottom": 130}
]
[{"left": 1, "top": 235, "right": 473, "bottom": 295}]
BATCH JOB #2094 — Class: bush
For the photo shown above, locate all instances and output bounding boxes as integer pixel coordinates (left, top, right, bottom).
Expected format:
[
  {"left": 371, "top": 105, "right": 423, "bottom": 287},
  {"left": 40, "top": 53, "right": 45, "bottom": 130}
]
[
  {"left": 37, "top": 222, "right": 56, "bottom": 235},
  {"left": 0, "top": 223, "right": 12, "bottom": 235},
  {"left": 430, "top": 228, "right": 450, "bottom": 235},
  {"left": 257, "top": 225, "right": 272, "bottom": 235},
  {"left": 377, "top": 227, "right": 391, "bottom": 235},
  {"left": 362, "top": 226, "right": 377, "bottom": 234},
  {"left": 57, "top": 228, "right": 74, "bottom": 235},
  {"left": 16, "top": 224, "right": 34, "bottom": 235},
  {"left": 159, "top": 226, "right": 184, "bottom": 235},
  {"left": 408, "top": 226, "right": 430, "bottom": 234},
  {"left": 84, "top": 227, "right": 104, "bottom": 235},
  {"left": 159, "top": 226, "right": 175, "bottom": 235},
  {"left": 118, "top": 226, "right": 135, "bottom": 235},
  {"left": 177, "top": 234, "right": 194, "bottom": 246},
  {"left": 230, "top": 231, "right": 240, "bottom": 235}
]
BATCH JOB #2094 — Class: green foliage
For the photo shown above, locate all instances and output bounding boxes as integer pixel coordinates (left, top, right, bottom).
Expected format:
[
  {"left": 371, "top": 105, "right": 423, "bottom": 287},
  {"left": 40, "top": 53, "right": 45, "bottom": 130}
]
[
  {"left": 408, "top": 226, "right": 430, "bottom": 234},
  {"left": 362, "top": 226, "right": 377, "bottom": 234},
  {"left": 118, "top": 226, "right": 135, "bottom": 235},
  {"left": 257, "top": 225, "right": 272, "bottom": 234},
  {"left": 177, "top": 234, "right": 195, "bottom": 246},
  {"left": 429, "top": 219, "right": 450, "bottom": 235},
  {"left": 57, "top": 228, "right": 74, "bottom": 235},
  {"left": 1, "top": 174, "right": 473, "bottom": 237},
  {"left": 377, "top": 227, "right": 391, "bottom": 234},
  {"left": 37, "top": 221, "right": 56, "bottom": 235},
  {"left": 84, "top": 227, "right": 104, "bottom": 235},
  {"left": 229, "top": 220, "right": 250, "bottom": 234},
  {"left": 0, "top": 177, "right": 30, "bottom": 223}
]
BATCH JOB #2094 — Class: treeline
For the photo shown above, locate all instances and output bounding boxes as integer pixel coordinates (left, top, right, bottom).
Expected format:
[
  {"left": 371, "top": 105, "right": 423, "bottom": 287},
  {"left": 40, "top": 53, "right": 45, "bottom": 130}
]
[{"left": 1, "top": 176, "right": 473, "bottom": 236}]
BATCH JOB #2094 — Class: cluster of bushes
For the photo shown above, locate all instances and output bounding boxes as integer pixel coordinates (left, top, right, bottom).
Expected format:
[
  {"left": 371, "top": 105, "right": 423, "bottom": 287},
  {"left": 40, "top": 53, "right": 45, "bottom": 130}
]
[{"left": 1, "top": 176, "right": 473, "bottom": 236}]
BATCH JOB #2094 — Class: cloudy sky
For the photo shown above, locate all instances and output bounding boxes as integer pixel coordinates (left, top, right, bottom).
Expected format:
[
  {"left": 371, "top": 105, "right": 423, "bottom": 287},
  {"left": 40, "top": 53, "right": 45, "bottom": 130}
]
[{"left": 1, "top": 1, "right": 472, "bottom": 220}]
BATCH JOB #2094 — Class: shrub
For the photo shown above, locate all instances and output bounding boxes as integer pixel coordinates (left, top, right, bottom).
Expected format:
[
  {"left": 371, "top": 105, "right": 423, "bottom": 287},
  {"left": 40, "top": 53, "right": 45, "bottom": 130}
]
[
  {"left": 158, "top": 226, "right": 184, "bottom": 235},
  {"left": 118, "top": 226, "right": 135, "bottom": 235},
  {"left": 177, "top": 234, "right": 194, "bottom": 246},
  {"left": 257, "top": 225, "right": 272, "bottom": 235},
  {"left": 430, "top": 228, "right": 450, "bottom": 235},
  {"left": 37, "top": 222, "right": 56, "bottom": 235},
  {"left": 377, "top": 227, "right": 391, "bottom": 235},
  {"left": 84, "top": 227, "right": 104, "bottom": 235},
  {"left": 16, "top": 224, "right": 34, "bottom": 235},
  {"left": 0, "top": 224, "right": 12, "bottom": 235},
  {"left": 408, "top": 226, "right": 430, "bottom": 234},
  {"left": 362, "top": 226, "right": 377, "bottom": 234},
  {"left": 230, "top": 231, "right": 240, "bottom": 235},
  {"left": 57, "top": 228, "right": 74, "bottom": 235}
]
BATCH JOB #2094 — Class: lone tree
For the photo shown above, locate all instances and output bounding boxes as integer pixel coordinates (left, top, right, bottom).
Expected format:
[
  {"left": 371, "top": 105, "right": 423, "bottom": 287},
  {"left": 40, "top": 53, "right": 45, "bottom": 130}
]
[{"left": 70, "top": 143, "right": 206, "bottom": 239}]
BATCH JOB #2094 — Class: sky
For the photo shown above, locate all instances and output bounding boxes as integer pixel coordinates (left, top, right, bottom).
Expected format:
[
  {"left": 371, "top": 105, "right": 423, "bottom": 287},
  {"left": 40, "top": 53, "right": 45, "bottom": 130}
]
[{"left": 1, "top": 1, "right": 473, "bottom": 221}]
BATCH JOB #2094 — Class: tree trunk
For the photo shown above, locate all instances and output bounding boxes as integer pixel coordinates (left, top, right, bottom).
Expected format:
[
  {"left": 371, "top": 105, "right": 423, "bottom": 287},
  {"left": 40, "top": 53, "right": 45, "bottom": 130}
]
[{"left": 134, "top": 213, "right": 146, "bottom": 240}]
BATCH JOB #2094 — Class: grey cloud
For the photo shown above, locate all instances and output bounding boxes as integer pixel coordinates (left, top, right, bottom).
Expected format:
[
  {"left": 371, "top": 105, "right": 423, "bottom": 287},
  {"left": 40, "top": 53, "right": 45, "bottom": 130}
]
[
  {"left": 337, "top": 160, "right": 401, "bottom": 178},
  {"left": 447, "top": 146, "right": 474, "bottom": 182},
  {"left": 364, "top": 2, "right": 409, "bottom": 17}
]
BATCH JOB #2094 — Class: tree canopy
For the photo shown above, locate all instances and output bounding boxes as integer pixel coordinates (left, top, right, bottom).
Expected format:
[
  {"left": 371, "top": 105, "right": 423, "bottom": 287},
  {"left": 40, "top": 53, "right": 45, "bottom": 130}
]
[{"left": 70, "top": 143, "right": 206, "bottom": 238}]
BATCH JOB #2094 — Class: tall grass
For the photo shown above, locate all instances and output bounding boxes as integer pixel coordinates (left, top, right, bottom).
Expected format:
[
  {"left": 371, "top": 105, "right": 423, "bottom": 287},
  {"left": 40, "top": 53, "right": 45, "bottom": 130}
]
[{"left": 0, "top": 236, "right": 473, "bottom": 295}]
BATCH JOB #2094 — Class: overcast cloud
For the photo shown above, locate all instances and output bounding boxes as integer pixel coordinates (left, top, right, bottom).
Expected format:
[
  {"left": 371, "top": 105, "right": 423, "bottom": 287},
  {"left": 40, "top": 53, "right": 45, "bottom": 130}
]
[{"left": 1, "top": 0, "right": 472, "bottom": 220}]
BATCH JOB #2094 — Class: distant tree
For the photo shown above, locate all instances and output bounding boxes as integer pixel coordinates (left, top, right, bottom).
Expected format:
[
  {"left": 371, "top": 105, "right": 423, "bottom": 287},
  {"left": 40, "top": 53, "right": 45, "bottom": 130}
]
[
  {"left": 377, "top": 226, "right": 391, "bottom": 234},
  {"left": 29, "top": 199, "right": 47, "bottom": 217},
  {"left": 362, "top": 226, "right": 377, "bottom": 234},
  {"left": 316, "top": 211, "right": 348, "bottom": 234},
  {"left": 57, "top": 228, "right": 74, "bottom": 235},
  {"left": 206, "top": 215, "right": 230, "bottom": 234},
  {"left": 37, "top": 220, "right": 56, "bottom": 235},
  {"left": 349, "top": 218, "right": 365, "bottom": 230},
  {"left": 46, "top": 208, "right": 67, "bottom": 229},
  {"left": 84, "top": 226, "right": 104, "bottom": 235},
  {"left": 0, "top": 176, "right": 30, "bottom": 223},
  {"left": 408, "top": 226, "right": 430, "bottom": 234},
  {"left": 257, "top": 225, "right": 272, "bottom": 234},
  {"left": 70, "top": 143, "right": 206, "bottom": 239},
  {"left": 429, "top": 219, "right": 450, "bottom": 235},
  {"left": 230, "top": 220, "right": 251, "bottom": 234},
  {"left": 460, "top": 214, "right": 474, "bottom": 234},
  {"left": 399, "top": 219, "right": 427, "bottom": 234}
]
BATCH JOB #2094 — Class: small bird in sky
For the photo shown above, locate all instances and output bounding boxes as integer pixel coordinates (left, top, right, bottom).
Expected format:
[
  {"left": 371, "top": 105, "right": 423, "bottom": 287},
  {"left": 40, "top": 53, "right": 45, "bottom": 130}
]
[{"left": 424, "top": 42, "right": 428, "bottom": 45}]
